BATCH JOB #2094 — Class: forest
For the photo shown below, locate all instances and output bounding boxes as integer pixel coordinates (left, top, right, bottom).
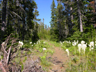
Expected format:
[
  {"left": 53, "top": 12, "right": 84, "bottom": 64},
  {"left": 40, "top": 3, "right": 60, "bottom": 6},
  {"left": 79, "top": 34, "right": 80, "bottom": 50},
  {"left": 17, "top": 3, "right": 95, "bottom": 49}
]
[{"left": 0, "top": 0, "right": 96, "bottom": 72}]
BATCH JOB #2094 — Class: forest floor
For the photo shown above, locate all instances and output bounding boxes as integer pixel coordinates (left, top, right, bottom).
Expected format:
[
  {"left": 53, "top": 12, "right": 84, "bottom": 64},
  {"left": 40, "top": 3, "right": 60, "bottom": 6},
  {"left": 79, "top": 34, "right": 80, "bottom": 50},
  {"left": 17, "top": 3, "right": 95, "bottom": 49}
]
[{"left": 23, "top": 40, "right": 69, "bottom": 72}]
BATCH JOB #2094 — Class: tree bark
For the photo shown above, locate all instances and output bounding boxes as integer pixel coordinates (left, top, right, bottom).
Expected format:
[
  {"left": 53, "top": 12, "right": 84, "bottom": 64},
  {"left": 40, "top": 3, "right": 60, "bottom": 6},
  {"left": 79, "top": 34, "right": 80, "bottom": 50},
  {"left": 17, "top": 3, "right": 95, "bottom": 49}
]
[
  {"left": 69, "top": 0, "right": 74, "bottom": 35},
  {"left": 70, "top": 0, "right": 73, "bottom": 23},
  {"left": 77, "top": 0, "right": 83, "bottom": 32},
  {"left": 95, "top": 0, "right": 96, "bottom": 12},
  {"left": 2, "top": 0, "right": 7, "bottom": 32},
  {"left": 22, "top": 0, "right": 26, "bottom": 41},
  {"left": 1, "top": 0, "right": 7, "bottom": 42}
]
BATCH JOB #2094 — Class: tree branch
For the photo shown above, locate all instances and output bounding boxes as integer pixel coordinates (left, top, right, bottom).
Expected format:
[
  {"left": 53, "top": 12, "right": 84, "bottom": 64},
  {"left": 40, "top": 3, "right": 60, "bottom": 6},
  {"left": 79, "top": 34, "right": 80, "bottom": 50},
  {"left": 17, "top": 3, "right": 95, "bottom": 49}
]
[{"left": 0, "top": 61, "right": 6, "bottom": 72}]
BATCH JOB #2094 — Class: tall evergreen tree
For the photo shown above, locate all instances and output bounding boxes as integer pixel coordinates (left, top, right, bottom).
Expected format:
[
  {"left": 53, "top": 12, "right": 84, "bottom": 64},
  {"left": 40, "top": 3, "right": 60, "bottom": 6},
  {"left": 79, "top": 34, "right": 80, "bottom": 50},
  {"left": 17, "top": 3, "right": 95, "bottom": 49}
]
[
  {"left": 57, "top": 1, "right": 65, "bottom": 40},
  {"left": 50, "top": 0, "right": 58, "bottom": 41},
  {"left": 0, "top": 0, "right": 39, "bottom": 42}
]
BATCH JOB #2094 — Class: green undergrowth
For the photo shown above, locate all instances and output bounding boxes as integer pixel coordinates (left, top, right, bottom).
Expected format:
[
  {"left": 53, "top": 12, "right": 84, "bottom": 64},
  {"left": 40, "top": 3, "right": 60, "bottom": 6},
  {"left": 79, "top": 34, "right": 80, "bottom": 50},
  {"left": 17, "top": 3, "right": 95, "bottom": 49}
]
[
  {"left": 59, "top": 41, "right": 96, "bottom": 72},
  {"left": 28, "top": 40, "right": 54, "bottom": 68},
  {"left": 9, "top": 39, "right": 96, "bottom": 72},
  {"left": 40, "top": 53, "right": 52, "bottom": 67},
  {"left": 49, "top": 41, "right": 61, "bottom": 47}
]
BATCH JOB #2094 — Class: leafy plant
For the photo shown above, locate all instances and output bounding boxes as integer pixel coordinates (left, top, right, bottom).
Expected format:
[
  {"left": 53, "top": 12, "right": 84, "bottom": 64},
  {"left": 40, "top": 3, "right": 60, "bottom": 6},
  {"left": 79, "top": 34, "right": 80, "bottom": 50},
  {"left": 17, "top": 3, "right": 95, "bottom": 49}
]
[{"left": 40, "top": 53, "right": 51, "bottom": 66}]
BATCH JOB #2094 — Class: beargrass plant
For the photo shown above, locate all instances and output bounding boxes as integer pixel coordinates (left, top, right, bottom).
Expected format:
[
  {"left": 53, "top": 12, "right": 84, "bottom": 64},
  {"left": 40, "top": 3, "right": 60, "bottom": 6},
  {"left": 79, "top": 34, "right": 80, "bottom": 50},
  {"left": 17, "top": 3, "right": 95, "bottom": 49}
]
[
  {"left": 34, "top": 40, "right": 50, "bottom": 50},
  {"left": 64, "top": 40, "right": 96, "bottom": 72},
  {"left": 23, "top": 41, "right": 34, "bottom": 49}
]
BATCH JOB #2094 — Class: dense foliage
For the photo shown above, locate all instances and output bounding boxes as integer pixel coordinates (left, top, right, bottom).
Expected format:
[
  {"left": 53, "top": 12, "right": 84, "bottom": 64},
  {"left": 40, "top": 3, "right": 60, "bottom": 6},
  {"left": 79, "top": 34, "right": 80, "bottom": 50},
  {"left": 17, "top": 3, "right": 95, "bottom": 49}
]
[{"left": 50, "top": 0, "right": 96, "bottom": 42}]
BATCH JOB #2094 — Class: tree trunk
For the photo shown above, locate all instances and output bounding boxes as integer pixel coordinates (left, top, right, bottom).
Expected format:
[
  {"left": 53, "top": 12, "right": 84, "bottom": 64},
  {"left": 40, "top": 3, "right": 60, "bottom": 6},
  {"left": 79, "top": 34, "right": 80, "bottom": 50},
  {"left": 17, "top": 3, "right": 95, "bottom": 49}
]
[
  {"left": 1, "top": 0, "right": 7, "bottom": 41},
  {"left": 22, "top": 0, "right": 25, "bottom": 41},
  {"left": 70, "top": 7, "right": 73, "bottom": 23},
  {"left": 77, "top": 0, "right": 83, "bottom": 32},
  {"left": 69, "top": 0, "right": 74, "bottom": 35},
  {"left": 95, "top": 0, "right": 96, "bottom": 12},
  {"left": 1, "top": 0, "right": 7, "bottom": 31},
  {"left": 70, "top": 0, "right": 73, "bottom": 23}
]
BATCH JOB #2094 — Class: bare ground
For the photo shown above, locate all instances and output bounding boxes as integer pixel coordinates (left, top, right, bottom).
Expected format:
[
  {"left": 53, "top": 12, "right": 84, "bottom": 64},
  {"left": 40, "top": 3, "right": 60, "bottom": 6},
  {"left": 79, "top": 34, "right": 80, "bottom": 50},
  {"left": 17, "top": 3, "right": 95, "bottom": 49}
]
[
  {"left": 47, "top": 44, "right": 69, "bottom": 72},
  {"left": 23, "top": 42, "right": 69, "bottom": 72}
]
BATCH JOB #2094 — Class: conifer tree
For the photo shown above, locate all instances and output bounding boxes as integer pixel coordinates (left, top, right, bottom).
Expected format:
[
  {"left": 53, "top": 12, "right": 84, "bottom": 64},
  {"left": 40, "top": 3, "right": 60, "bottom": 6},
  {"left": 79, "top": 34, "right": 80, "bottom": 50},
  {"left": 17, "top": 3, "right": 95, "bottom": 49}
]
[
  {"left": 50, "top": 0, "right": 58, "bottom": 41},
  {"left": 0, "top": 0, "right": 39, "bottom": 42}
]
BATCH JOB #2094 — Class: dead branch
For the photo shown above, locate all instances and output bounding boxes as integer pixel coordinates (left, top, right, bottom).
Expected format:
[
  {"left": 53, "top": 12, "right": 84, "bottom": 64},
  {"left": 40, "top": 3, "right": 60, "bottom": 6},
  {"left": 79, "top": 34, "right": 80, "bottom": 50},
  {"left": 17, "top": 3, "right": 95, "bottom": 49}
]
[
  {"left": 0, "top": 34, "right": 18, "bottom": 72},
  {"left": 6, "top": 46, "right": 12, "bottom": 65},
  {"left": 0, "top": 61, "right": 6, "bottom": 72}
]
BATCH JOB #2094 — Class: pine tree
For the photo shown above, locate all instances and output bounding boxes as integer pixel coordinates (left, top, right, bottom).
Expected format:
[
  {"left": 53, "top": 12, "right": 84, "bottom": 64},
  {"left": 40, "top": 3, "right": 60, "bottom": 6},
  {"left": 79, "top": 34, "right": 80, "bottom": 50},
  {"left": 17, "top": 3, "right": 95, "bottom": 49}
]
[
  {"left": 50, "top": 0, "right": 58, "bottom": 41},
  {"left": 32, "top": 3, "right": 40, "bottom": 42},
  {"left": 0, "top": 0, "right": 39, "bottom": 42},
  {"left": 61, "top": 0, "right": 74, "bottom": 36}
]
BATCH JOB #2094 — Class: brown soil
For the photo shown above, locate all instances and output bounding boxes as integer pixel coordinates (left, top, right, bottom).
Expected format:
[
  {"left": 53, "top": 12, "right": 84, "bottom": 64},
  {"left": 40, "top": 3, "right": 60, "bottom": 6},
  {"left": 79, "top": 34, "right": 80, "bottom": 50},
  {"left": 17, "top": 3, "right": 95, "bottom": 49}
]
[
  {"left": 23, "top": 42, "right": 69, "bottom": 72},
  {"left": 47, "top": 45, "right": 69, "bottom": 72}
]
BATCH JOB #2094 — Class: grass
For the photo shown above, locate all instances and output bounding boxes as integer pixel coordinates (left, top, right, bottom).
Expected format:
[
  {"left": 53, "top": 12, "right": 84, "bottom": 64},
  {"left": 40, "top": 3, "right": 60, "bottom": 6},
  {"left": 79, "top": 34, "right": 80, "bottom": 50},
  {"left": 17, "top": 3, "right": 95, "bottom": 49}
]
[
  {"left": 40, "top": 53, "right": 51, "bottom": 67},
  {"left": 26, "top": 40, "right": 54, "bottom": 70},
  {"left": 2, "top": 39, "right": 96, "bottom": 72},
  {"left": 59, "top": 40, "right": 96, "bottom": 72}
]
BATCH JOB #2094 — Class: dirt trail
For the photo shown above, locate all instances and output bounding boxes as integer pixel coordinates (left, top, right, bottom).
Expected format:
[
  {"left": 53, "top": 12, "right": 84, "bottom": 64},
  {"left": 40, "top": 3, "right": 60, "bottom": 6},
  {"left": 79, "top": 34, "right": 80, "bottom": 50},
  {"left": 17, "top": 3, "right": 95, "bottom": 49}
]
[
  {"left": 23, "top": 42, "right": 69, "bottom": 72},
  {"left": 48, "top": 43, "right": 69, "bottom": 72}
]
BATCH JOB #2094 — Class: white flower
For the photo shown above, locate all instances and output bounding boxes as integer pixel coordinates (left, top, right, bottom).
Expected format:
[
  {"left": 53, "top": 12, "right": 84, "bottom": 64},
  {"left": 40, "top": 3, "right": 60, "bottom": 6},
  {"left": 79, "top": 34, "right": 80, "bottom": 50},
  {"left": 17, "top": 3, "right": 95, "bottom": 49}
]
[
  {"left": 72, "top": 40, "right": 79, "bottom": 46},
  {"left": 18, "top": 41, "right": 23, "bottom": 48},
  {"left": 2, "top": 42, "right": 5, "bottom": 46},
  {"left": 78, "top": 41, "right": 87, "bottom": 54},
  {"left": 30, "top": 42, "right": 32, "bottom": 44},
  {"left": 68, "top": 41, "right": 71, "bottom": 44},
  {"left": 19, "top": 41, "right": 23, "bottom": 45},
  {"left": 90, "top": 41, "right": 94, "bottom": 47},
  {"left": 43, "top": 42, "right": 45, "bottom": 44},
  {"left": 86, "top": 43, "right": 87, "bottom": 46},
  {"left": 89, "top": 41, "right": 94, "bottom": 51},
  {"left": 43, "top": 48, "right": 46, "bottom": 51},
  {"left": 81, "top": 40, "right": 85, "bottom": 44},
  {"left": 31, "top": 45, "right": 33, "bottom": 46},
  {"left": 60, "top": 41, "right": 62, "bottom": 44},
  {"left": 38, "top": 40, "right": 40, "bottom": 43},
  {"left": 34, "top": 43, "right": 35, "bottom": 44},
  {"left": 66, "top": 49, "right": 69, "bottom": 56},
  {"left": 72, "top": 42, "right": 77, "bottom": 46},
  {"left": 78, "top": 44, "right": 82, "bottom": 53},
  {"left": 89, "top": 44, "right": 91, "bottom": 48},
  {"left": 81, "top": 44, "right": 87, "bottom": 54},
  {"left": 76, "top": 40, "right": 78, "bottom": 44}
]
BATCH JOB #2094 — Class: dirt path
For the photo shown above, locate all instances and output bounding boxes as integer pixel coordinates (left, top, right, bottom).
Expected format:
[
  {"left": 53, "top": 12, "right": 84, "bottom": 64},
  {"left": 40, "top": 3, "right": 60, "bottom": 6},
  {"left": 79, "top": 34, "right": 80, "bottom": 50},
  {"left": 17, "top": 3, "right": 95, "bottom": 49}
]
[
  {"left": 48, "top": 44, "right": 69, "bottom": 72},
  {"left": 23, "top": 42, "right": 69, "bottom": 72}
]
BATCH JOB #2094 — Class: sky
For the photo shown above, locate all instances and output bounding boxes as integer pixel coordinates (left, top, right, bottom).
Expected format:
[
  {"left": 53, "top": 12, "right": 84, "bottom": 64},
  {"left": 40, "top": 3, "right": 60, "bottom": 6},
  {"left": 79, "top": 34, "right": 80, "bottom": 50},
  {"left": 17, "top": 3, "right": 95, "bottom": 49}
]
[{"left": 35, "top": 0, "right": 57, "bottom": 27}]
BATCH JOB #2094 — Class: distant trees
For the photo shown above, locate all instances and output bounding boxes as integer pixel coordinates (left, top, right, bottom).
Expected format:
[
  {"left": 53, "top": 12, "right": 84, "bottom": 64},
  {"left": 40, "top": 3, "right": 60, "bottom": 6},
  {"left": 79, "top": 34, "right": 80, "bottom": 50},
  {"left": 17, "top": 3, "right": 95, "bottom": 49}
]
[
  {"left": 50, "top": 0, "right": 96, "bottom": 41},
  {"left": 38, "top": 20, "right": 50, "bottom": 40},
  {"left": 0, "top": 0, "right": 40, "bottom": 43}
]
